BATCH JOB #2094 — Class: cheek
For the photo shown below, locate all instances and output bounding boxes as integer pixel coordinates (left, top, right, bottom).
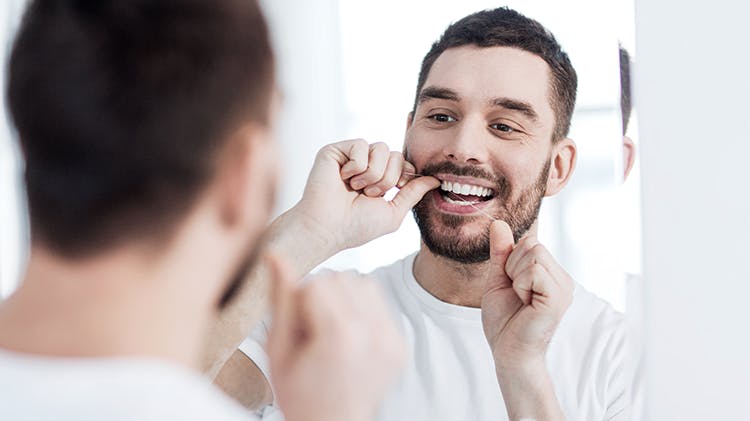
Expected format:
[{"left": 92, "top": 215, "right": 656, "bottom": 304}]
[{"left": 404, "top": 131, "right": 444, "bottom": 169}]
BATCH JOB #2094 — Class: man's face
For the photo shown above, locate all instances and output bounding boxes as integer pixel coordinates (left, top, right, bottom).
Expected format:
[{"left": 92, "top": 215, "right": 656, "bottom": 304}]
[{"left": 406, "top": 46, "right": 558, "bottom": 264}]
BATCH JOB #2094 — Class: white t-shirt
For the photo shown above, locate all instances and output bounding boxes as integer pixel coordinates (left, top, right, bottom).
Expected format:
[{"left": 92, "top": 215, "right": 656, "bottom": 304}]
[
  {"left": 0, "top": 348, "right": 257, "bottom": 421},
  {"left": 241, "top": 253, "right": 629, "bottom": 421}
]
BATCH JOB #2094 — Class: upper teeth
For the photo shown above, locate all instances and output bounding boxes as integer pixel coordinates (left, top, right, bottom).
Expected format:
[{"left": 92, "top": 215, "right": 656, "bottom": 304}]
[{"left": 440, "top": 181, "right": 493, "bottom": 197}]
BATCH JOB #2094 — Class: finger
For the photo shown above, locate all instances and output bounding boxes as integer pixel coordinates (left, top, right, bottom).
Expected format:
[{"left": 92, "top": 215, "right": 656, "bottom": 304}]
[
  {"left": 266, "top": 254, "right": 296, "bottom": 369},
  {"left": 507, "top": 243, "right": 569, "bottom": 291},
  {"left": 298, "top": 273, "right": 353, "bottom": 341},
  {"left": 365, "top": 151, "right": 404, "bottom": 196},
  {"left": 511, "top": 262, "right": 558, "bottom": 308},
  {"left": 397, "top": 160, "right": 418, "bottom": 188},
  {"left": 338, "top": 139, "right": 371, "bottom": 180},
  {"left": 349, "top": 142, "right": 390, "bottom": 192},
  {"left": 504, "top": 235, "right": 539, "bottom": 277},
  {"left": 389, "top": 176, "right": 440, "bottom": 217},
  {"left": 487, "top": 220, "right": 515, "bottom": 292}
]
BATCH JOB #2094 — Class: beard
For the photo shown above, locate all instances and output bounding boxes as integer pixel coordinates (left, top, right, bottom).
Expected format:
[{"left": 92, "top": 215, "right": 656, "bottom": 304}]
[
  {"left": 411, "top": 160, "right": 550, "bottom": 264},
  {"left": 216, "top": 230, "right": 267, "bottom": 310},
  {"left": 217, "top": 171, "right": 278, "bottom": 310}
]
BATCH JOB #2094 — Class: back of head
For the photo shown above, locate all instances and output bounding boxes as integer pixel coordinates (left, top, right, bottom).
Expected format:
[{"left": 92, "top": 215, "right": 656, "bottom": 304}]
[
  {"left": 619, "top": 45, "right": 632, "bottom": 135},
  {"left": 413, "top": 7, "right": 577, "bottom": 142},
  {"left": 7, "top": 0, "right": 274, "bottom": 258}
]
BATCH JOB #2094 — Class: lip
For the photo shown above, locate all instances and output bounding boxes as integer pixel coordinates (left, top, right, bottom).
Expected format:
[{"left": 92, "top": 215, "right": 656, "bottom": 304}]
[{"left": 429, "top": 190, "right": 495, "bottom": 215}]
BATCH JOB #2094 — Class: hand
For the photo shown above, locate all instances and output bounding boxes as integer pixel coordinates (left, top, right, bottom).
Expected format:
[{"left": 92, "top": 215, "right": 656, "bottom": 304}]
[
  {"left": 266, "top": 255, "right": 406, "bottom": 421},
  {"left": 481, "top": 220, "right": 574, "bottom": 369},
  {"left": 292, "top": 139, "right": 440, "bottom": 253}
]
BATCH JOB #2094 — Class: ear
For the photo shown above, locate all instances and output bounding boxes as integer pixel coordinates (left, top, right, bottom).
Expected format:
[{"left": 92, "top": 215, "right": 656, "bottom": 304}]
[
  {"left": 216, "top": 123, "right": 277, "bottom": 228},
  {"left": 622, "top": 135, "right": 636, "bottom": 182},
  {"left": 544, "top": 137, "right": 577, "bottom": 197}
]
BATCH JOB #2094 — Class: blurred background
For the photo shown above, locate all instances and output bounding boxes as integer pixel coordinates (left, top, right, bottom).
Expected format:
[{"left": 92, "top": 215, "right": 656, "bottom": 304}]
[{"left": 0, "top": 0, "right": 638, "bottom": 310}]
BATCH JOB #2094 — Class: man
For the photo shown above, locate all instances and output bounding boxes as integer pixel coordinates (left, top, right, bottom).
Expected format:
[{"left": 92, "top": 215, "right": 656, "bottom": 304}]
[
  {"left": 0, "top": 1, "right": 408, "bottom": 420},
  {"left": 210, "top": 7, "right": 629, "bottom": 421},
  {"left": 620, "top": 45, "right": 636, "bottom": 182}
]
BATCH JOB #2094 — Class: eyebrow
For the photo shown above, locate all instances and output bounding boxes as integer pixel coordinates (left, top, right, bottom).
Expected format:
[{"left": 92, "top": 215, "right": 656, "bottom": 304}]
[
  {"left": 491, "top": 97, "right": 539, "bottom": 122},
  {"left": 417, "top": 86, "right": 460, "bottom": 104}
]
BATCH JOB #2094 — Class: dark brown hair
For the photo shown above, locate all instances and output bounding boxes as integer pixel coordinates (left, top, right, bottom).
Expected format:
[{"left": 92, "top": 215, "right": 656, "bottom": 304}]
[
  {"left": 619, "top": 45, "right": 632, "bottom": 135},
  {"left": 7, "top": 0, "right": 274, "bottom": 257}
]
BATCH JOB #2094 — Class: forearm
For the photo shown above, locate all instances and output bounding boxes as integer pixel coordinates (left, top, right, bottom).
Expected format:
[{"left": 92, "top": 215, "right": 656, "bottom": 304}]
[
  {"left": 202, "top": 205, "right": 342, "bottom": 378},
  {"left": 496, "top": 360, "right": 565, "bottom": 421}
]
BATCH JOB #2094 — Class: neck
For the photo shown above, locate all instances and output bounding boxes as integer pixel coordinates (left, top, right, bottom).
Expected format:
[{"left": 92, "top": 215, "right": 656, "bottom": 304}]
[
  {"left": 0, "top": 241, "right": 221, "bottom": 368},
  {"left": 413, "top": 245, "right": 489, "bottom": 307},
  {"left": 412, "top": 223, "right": 539, "bottom": 308}
]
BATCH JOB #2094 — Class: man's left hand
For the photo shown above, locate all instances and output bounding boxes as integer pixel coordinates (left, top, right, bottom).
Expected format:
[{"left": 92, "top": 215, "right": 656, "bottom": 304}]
[{"left": 481, "top": 220, "right": 574, "bottom": 370}]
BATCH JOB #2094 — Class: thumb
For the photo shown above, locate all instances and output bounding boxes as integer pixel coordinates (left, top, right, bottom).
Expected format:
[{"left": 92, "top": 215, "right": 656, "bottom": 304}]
[
  {"left": 390, "top": 176, "right": 440, "bottom": 216},
  {"left": 487, "top": 220, "right": 515, "bottom": 291},
  {"left": 266, "top": 254, "right": 296, "bottom": 370}
]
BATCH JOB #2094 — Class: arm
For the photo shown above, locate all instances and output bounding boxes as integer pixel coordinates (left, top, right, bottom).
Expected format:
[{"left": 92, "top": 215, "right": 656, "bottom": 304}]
[
  {"left": 481, "top": 221, "right": 574, "bottom": 421},
  {"left": 202, "top": 139, "right": 439, "bottom": 403}
]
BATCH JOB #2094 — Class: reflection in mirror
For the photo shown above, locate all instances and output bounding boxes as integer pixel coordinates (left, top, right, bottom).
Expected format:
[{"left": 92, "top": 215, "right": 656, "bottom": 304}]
[{"left": 222, "top": 1, "right": 641, "bottom": 420}]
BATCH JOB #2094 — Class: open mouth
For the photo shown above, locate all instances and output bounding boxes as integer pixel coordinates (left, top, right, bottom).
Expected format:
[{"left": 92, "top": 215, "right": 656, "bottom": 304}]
[{"left": 438, "top": 180, "right": 495, "bottom": 206}]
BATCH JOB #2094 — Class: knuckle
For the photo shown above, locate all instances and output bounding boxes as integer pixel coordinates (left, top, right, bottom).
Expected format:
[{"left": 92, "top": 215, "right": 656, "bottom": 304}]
[
  {"left": 530, "top": 243, "right": 547, "bottom": 254},
  {"left": 370, "top": 142, "right": 389, "bottom": 152}
]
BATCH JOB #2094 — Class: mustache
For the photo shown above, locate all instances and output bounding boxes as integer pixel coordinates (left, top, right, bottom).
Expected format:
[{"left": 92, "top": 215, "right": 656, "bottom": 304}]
[{"left": 419, "top": 161, "right": 510, "bottom": 199}]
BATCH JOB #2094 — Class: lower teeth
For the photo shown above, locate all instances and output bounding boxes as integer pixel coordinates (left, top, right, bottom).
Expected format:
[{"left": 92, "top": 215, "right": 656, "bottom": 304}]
[{"left": 444, "top": 196, "right": 478, "bottom": 206}]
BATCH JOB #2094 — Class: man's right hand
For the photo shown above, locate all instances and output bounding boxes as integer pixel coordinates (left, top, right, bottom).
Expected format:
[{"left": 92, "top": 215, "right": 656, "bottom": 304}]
[
  {"left": 290, "top": 139, "right": 439, "bottom": 254},
  {"left": 267, "top": 256, "right": 406, "bottom": 421}
]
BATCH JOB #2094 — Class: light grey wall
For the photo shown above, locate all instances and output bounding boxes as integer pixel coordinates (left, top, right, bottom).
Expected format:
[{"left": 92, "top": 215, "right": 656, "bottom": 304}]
[{"left": 636, "top": 0, "right": 750, "bottom": 418}]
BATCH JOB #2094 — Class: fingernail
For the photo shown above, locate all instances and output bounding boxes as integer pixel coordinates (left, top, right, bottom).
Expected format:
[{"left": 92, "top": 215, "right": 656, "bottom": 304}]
[{"left": 351, "top": 180, "right": 365, "bottom": 190}]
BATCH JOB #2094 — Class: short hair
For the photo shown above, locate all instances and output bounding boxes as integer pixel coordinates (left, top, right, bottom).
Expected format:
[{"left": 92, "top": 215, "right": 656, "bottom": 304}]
[
  {"left": 619, "top": 45, "right": 632, "bottom": 135},
  {"left": 7, "top": 0, "right": 274, "bottom": 257},
  {"left": 412, "top": 7, "right": 578, "bottom": 142}
]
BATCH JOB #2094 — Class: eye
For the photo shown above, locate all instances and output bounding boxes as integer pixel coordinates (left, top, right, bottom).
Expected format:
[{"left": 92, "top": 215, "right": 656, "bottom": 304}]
[
  {"left": 490, "top": 123, "right": 515, "bottom": 133},
  {"left": 428, "top": 113, "right": 457, "bottom": 123}
]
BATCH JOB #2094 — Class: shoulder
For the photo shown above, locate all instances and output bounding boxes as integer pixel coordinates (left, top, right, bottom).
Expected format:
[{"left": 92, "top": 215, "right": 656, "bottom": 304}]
[
  {"left": 0, "top": 354, "right": 257, "bottom": 421},
  {"left": 553, "top": 284, "right": 627, "bottom": 365},
  {"left": 566, "top": 284, "right": 625, "bottom": 334},
  {"left": 366, "top": 253, "right": 414, "bottom": 283}
]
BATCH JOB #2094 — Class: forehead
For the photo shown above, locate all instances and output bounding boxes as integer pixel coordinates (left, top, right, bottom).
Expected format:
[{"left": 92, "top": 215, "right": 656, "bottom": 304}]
[{"left": 422, "top": 46, "right": 555, "bottom": 123}]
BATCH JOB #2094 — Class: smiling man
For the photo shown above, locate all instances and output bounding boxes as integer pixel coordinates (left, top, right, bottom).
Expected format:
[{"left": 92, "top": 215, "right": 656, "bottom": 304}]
[{"left": 209, "top": 7, "right": 628, "bottom": 421}]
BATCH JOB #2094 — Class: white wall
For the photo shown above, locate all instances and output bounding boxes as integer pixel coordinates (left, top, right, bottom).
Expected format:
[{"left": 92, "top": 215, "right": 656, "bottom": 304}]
[
  {"left": 0, "top": 0, "right": 27, "bottom": 298},
  {"left": 636, "top": 0, "right": 750, "bottom": 418}
]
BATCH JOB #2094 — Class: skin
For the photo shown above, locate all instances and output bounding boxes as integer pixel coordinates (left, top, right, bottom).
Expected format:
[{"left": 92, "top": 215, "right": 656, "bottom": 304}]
[
  {"left": 623, "top": 135, "right": 636, "bottom": 182},
  {"left": 210, "top": 46, "right": 578, "bottom": 421}
]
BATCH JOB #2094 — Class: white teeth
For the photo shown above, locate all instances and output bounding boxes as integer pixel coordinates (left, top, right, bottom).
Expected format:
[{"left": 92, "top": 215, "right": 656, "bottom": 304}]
[
  {"left": 440, "top": 181, "right": 493, "bottom": 197},
  {"left": 444, "top": 196, "right": 477, "bottom": 206}
]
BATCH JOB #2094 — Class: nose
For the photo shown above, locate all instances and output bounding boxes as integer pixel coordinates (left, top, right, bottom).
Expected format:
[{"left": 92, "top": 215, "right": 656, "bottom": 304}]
[{"left": 442, "top": 116, "right": 488, "bottom": 164}]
